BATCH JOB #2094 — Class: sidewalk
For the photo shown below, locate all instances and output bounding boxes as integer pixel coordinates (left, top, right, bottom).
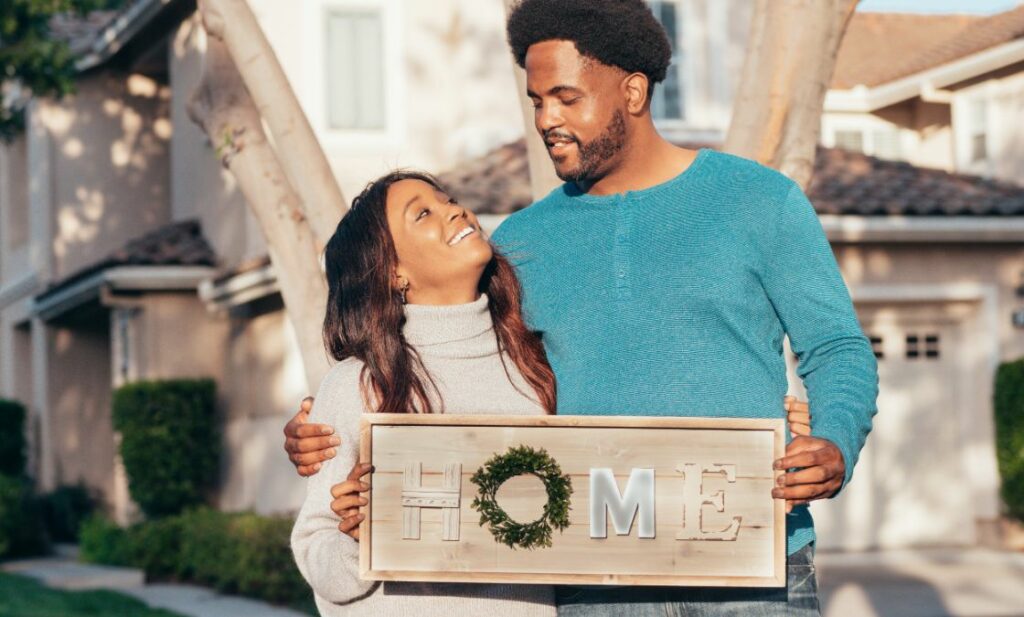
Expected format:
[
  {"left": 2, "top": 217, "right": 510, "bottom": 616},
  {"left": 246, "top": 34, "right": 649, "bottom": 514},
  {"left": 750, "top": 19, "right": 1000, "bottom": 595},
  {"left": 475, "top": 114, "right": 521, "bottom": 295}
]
[
  {"left": 7, "top": 547, "right": 1024, "bottom": 616},
  {"left": 2, "top": 553, "right": 308, "bottom": 617},
  {"left": 817, "top": 548, "right": 1024, "bottom": 617}
]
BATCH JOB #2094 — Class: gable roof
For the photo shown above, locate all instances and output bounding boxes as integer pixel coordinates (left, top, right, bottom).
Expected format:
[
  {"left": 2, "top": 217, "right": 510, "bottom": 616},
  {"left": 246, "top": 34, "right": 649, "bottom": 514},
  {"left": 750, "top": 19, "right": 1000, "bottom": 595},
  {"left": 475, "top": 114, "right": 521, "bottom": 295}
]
[
  {"left": 833, "top": 6, "right": 1024, "bottom": 89},
  {"left": 440, "top": 139, "right": 1024, "bottom": 218},
  {"left": 37, "top": 219, "right": 218, "bottom": 301},
  {"left": 809, "top": 146, "right": 1024, "bottom": 216}
]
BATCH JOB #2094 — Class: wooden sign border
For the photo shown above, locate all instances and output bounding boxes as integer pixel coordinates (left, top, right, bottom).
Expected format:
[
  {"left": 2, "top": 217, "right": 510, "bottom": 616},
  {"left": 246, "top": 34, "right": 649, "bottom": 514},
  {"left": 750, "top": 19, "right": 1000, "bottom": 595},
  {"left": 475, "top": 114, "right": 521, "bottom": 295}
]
[{"left": 359, "top": 414, "right": 787, "bottom": 587}]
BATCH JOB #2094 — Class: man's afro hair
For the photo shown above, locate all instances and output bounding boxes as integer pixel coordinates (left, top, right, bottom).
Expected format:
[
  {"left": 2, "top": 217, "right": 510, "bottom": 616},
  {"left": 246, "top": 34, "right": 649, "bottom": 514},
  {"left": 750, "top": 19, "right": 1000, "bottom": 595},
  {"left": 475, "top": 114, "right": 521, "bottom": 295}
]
[{"left": 506, "top": 0, "right": 672, "bottom": 84}]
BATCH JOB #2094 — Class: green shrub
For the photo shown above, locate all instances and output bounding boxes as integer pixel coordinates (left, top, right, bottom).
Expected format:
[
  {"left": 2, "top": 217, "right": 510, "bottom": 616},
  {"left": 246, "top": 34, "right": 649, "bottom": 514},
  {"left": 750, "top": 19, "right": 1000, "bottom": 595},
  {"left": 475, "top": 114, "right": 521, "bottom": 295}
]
[
  {"left": 177, "top": 507, "right": 237, "bottom": 590},
  {"left": 127, "top": 515, "right": 184, "bottom": 580},
  {"left": 79, "top": 515, "right": 132, "bottom": 566},
  {"left": 82, "top": 508, "right": 315, "bottom": 613},
  {"left": 0, "top": 399, "right": 27, "bottom": 477},
  {"left": 996, "top": 359, "right": 1024, "bottom": 521},
  {"left": 0, "top": 474, "right": 48, "bottom": 560},
  {"left": 112, "top": 379, "right": 219, "bottom": 518},
  {"left": 40, "top": 484, "right": 96, "bottom": 542},
  {"left": 228, "top": 513, "right": 307, "bottom": 604}
]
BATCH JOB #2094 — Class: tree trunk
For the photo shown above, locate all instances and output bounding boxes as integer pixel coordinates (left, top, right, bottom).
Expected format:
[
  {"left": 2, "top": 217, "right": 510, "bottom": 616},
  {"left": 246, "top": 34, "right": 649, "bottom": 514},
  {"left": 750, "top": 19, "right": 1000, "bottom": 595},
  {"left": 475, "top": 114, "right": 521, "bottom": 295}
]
[
  {"left": 501, "top": 0, "right": 562, "bottom": 200},
  {"left": 188, "top": 36, "right": 330, "bottom": 389},
  {"left": 724, "top": 0, "right": 859, "bottom": 189},
  {"left": 198, "top": 0, "right": 346, "bottom": 250}
]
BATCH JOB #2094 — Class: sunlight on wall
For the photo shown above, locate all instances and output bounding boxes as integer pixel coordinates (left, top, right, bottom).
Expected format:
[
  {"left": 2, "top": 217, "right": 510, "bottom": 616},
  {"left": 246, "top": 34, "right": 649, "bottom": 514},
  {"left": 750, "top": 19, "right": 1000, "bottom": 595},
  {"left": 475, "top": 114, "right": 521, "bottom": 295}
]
[{"left": 62, "top": 138, "right": 83, "bottom": 159}]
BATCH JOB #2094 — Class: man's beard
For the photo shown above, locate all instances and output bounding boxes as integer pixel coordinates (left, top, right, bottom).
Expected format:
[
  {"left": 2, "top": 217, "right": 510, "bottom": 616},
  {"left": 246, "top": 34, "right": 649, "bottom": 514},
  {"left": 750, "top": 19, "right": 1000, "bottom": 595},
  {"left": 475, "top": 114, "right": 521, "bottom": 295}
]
[{"left": 550, "top": 110, "right": 627, "bottom": 184}]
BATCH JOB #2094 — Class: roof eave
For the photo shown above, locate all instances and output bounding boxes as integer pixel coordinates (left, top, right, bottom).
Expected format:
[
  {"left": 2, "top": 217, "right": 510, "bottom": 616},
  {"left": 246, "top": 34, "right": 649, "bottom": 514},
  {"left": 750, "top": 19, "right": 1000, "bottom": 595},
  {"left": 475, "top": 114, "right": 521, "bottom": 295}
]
[
  {"left": 74, "top": 0, "right": 170, "bottom": 72},
  {"left": 33, "top": 264, "right": 215, "bottom": 321},
  {"left": 820, "top": 215, "right": 1024, "bottom": 242},
  {"left": 826, "top": 37, "right": 1024, "bottom": 112}
]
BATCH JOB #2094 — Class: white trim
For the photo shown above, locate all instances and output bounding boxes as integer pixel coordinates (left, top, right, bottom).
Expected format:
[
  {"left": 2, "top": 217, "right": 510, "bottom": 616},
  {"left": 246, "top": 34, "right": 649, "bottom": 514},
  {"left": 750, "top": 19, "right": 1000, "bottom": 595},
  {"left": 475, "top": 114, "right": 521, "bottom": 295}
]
[
  {"left": 27, "top": 102, "right": 52, "bottom": 281},
  {"left": 481, "top": 214, "right": 1024, "bottom": 243},
  {"left": 32, "top": 265, "right": 215, "bottom": 321},
  {"left": 820, "top": 215, "right": 1024, "bottom": 243},
  {"left": 849, "top": 282, "right": 1002, "bottom": 522},
  {"left": 0, "top": 273, "right": 39, "bottom": 310},
  {"left": 74, "top": 0, "right": 165, "bottom": 72},
  {"left": 30, "top": 317, "right": 53, "bottom": 490},
  {"left": 197, "top": 263, "right": 279, "bottom": 310},
  {"left": 825, "top": 38, "right": 1024, "bottom": 112},
  {"left": 301, "top": 0, "right": 405, "bottom": 152}
]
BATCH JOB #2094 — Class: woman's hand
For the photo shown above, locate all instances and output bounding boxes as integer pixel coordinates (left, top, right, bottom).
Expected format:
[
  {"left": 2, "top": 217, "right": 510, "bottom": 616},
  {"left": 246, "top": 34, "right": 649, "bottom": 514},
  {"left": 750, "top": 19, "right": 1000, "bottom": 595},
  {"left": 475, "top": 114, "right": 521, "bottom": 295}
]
[
  {"left": 331, "top": 462, "right": 372, "bottom": 541},
  {"left": 785, "top": 395, "right": 811, "bottom": 437},
  {"left": 283, "top": 396, "right": 339, "bottom": 476}
]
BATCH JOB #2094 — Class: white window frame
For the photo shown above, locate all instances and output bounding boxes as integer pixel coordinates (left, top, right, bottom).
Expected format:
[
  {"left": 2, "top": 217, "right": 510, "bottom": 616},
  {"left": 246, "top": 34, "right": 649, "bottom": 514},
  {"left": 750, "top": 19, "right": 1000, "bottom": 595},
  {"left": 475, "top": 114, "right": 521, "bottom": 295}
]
[
  {"left": 951, "top": 84, "right": 996, "bottom": 177},
  {"left": 302, "top": 0, "right": 405, "bottom": 152},
  {"left": 648, "top": 0, "right": 689, "bottom": 125},
  {"left": 648, "top": 0, "right": 737, "bottom": 143},
  {"left": 820, "top": 113, "right": 911, "bottom": 162}
]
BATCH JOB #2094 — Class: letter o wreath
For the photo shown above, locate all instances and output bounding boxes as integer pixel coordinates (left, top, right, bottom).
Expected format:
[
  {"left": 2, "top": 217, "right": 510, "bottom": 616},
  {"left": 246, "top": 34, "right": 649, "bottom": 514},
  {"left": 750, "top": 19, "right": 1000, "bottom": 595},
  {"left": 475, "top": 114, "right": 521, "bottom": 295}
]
[{"left": 470, "top": 444, "right": 573, "bottom": 550}]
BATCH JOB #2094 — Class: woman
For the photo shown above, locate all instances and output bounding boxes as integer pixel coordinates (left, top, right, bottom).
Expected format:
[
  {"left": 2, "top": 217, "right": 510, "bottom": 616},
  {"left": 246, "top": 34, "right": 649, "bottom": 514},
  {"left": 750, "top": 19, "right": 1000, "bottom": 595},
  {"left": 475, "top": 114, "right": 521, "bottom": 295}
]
[{"left": 290, "top": 170, "right": 558, "bottom": 617}]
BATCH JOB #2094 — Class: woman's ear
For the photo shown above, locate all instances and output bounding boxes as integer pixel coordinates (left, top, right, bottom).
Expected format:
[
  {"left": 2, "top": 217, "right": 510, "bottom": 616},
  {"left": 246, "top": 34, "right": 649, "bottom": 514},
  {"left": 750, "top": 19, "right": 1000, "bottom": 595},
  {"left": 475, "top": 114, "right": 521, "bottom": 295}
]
[
  {"left": 622, "top": 72, "right": 650, "bottom": 115},
  {"left": 394, "top": 271, "right": 411, "bottom": 303}
]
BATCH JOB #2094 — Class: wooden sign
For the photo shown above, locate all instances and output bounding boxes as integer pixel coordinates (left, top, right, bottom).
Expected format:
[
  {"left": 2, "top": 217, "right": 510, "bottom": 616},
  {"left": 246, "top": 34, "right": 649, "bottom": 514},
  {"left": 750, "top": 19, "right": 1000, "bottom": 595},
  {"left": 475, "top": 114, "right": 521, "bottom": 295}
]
[{"left": 359, "top": 414, "right": 786, "bottom": 587}]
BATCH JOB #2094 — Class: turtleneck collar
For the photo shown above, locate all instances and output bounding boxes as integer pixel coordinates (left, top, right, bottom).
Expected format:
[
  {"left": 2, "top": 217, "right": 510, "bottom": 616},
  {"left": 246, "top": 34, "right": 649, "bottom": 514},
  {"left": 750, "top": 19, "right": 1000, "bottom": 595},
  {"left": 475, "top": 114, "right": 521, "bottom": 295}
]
[{"left": 401, "top": 294, "right": 495, "bottom": 354}]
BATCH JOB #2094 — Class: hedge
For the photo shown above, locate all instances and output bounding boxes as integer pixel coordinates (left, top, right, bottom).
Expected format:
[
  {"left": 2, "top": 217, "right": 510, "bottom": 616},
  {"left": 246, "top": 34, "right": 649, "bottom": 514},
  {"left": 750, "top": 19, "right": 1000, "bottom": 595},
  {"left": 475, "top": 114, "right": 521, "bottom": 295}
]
[
  {"left": 0, "top": 474, "right": 48, "bottom": 560},
  {"left": 40, "top": 484, "right": 96, "bottom": 543},
  {"left": 995, "top": 358, "right": 1024, "bottom": 521},
  {"left": 0, "top": 399, "right": 26, "bottom": 477},
  {"left": 112, "top": 379, "right": 220, "bottom": 518},
  {"left": 80, "top": 508, "right": 315, "bottom": 614}
]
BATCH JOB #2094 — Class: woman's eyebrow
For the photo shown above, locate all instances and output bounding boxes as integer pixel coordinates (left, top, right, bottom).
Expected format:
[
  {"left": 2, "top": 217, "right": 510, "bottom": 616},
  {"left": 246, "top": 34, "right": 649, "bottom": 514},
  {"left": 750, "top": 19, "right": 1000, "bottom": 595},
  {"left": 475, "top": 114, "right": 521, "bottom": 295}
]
[{"left": 403, "top": 195, "right": 422, "bottom": 215}]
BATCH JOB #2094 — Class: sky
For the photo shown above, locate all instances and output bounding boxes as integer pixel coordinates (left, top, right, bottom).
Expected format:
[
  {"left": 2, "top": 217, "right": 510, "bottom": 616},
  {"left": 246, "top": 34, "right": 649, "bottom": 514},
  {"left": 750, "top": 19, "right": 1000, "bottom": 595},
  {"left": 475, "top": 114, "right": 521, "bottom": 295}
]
[{"left": 857, "top": 0, "right": 1020, "bottom": 13}]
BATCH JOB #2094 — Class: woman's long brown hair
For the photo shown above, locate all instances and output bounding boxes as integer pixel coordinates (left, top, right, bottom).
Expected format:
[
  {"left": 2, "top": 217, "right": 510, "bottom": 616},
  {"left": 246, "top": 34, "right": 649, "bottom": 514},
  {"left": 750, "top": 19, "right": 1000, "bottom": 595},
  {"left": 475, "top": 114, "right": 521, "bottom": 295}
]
[{"left": 322, "top": 170, "right": 556, "bottom": 415}]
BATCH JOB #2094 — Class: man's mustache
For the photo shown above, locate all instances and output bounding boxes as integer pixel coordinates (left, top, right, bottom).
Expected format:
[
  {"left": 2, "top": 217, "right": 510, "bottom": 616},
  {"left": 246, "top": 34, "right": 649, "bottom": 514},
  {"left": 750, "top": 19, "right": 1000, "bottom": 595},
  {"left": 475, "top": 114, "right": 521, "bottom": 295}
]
[{"left": 543, "top": 130, "right": 577, "bottom": 145}]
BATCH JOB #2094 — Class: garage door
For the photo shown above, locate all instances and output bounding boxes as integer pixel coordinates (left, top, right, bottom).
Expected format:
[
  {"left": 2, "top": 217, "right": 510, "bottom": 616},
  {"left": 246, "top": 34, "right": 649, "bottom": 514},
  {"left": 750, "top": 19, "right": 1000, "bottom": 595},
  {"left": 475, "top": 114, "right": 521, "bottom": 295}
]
[{"left": 810, "top": 301, "right": 976, "bottom": 551}]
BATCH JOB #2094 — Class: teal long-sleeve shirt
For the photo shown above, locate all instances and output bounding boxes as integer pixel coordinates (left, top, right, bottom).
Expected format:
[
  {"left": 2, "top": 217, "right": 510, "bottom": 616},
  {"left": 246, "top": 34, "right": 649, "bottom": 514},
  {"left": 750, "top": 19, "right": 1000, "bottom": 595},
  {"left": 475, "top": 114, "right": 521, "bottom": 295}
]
[{"left": 491, "top": 148, "right": 879, "bottom": 555}]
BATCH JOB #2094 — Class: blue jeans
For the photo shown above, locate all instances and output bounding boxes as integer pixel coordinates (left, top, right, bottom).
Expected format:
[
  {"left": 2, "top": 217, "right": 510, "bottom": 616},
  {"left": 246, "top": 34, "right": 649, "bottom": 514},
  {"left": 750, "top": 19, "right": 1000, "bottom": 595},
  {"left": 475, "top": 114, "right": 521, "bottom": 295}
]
[{"left": 555, "top": 542, "right": 820, "bottom": 617}]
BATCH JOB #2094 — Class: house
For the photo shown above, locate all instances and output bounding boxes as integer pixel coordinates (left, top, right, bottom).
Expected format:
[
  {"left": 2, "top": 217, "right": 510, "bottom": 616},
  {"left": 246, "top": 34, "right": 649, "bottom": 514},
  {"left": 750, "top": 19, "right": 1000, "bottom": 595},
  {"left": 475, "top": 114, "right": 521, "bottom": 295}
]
[{"left": 0, "top": 0, "right": 1022, "bottom": 554}]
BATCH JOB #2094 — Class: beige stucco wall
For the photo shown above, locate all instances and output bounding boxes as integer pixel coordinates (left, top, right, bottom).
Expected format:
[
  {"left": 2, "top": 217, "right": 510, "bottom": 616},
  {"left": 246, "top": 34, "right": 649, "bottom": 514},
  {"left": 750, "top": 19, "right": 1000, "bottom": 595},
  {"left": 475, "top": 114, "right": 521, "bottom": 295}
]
[
  {"left": 169, "top": 16, "right": 265, "bottom": 271},
  {"left": 217, "top": 300, "right": 308, "bottom": 514},
  {"left": 126, "top": 290, "right": 307, "bottom": 514},
  {"left": 836, "top": 242, "right": 1024, "bottom": 362},
  {"left": 39, "top": 72, "right": 171, "bottom": 282},
  {"left": 0, "top": 137, "right": 32, "bottom": 283},
  {"left": 46, "top": 313, "right": 116, "bottom": 507},
  {"left": 130, "top": 293, "right": 229, "bottom": 383},
  {"left": 249, "top": 0, "right": 525, "bottom": 206}
]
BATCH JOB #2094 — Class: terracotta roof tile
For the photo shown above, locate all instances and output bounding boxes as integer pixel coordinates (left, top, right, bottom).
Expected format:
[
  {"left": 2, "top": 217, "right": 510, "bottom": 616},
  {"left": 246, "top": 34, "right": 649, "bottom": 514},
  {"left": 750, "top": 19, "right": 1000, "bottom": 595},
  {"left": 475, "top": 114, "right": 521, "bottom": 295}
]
[
  {"left": 833, "top": 12, "right": 981, "bottom": 88},
  {"left": 833, "top": 6, "right": 1024, "bottom": 89},
  {"left": 39, "top": 219, "right": 217, "bottom": 297},
  {"left": 437, "top": 140, "right": 534, "bottom": 215},
  {"left": 450, "top": 138, "right": 1024, "bottom": 218}
]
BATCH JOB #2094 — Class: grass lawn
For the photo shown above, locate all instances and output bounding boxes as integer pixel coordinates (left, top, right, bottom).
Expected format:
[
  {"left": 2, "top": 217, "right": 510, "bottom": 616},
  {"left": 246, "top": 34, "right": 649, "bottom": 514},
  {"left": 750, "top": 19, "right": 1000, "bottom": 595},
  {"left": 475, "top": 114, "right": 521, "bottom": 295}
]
[{"left": 0, "top": 572, "right": 184, "bottom": 617}]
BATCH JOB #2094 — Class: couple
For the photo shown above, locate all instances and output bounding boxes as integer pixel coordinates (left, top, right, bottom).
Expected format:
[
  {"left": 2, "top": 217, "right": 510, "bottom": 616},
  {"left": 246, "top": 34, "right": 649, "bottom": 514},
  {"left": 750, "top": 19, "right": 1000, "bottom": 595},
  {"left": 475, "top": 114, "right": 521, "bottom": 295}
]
[{"left": 288, "top": 0, "right": 878, "bottom": 616}]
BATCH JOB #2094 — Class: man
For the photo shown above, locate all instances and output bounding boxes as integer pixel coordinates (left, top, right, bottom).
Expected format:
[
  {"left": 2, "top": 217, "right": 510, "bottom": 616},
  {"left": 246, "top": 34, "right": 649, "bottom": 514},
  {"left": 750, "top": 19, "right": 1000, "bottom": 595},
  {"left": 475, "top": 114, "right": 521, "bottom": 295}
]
[{"left": 284, "top": 0, "right": 877, "bottom": 614}]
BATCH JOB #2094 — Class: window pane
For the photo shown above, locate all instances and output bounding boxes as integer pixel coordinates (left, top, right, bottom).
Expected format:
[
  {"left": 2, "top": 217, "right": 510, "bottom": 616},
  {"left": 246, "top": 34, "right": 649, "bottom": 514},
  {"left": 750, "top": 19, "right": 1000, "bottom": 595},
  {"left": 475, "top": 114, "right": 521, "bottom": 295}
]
[
  {"left": 834, "top": 130, "right": 864, "bottom": 153},
  {"left": 872, "top": 129, "right": 902, "bottom": 161},
  {"left": 327, "top": 11, "right": 385, "bottom": 130},
  {"left": 649, "top": 1, "right": 684, "bottom": 121}
]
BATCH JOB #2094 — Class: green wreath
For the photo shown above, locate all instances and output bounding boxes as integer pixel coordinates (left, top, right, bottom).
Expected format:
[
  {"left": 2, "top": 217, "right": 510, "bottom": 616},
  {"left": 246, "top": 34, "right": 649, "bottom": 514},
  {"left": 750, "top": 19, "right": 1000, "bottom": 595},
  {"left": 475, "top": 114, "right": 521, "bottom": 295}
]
[{"left": 470, "top": 444, "right": 573, "bottom": 550}]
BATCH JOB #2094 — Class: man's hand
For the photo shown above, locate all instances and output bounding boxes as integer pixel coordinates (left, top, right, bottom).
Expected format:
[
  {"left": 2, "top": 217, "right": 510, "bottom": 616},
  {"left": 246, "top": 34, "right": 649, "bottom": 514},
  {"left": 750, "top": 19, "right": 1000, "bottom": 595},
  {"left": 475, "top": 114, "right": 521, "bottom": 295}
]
[
  {"left": 283, "top": 396, "right": 339, "bottom": 477},
  {"left": 331, "top": 462, "right": 372, "bottom": 541},
  {"left": 772, "top": 435, "right": 845, "bottom": 513},
  {"left": 784, "top": 395, "right": 810, "bottom": 437}
]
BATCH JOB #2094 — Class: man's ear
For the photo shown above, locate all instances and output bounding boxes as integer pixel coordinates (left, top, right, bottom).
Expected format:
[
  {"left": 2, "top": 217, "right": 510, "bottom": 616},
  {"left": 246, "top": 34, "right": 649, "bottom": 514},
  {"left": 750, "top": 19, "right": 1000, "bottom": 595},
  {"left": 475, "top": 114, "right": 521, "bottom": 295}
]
[{"left": 622, "top": 72, "right": 650, "bottom": 115}]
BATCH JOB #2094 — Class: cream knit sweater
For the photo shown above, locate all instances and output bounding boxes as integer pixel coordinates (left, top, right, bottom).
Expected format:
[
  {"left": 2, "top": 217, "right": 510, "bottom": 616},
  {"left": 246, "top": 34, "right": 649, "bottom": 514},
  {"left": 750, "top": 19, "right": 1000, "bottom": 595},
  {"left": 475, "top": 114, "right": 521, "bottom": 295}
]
[{"left": 291, "top": 295, "right": 556, "bottom": 617}]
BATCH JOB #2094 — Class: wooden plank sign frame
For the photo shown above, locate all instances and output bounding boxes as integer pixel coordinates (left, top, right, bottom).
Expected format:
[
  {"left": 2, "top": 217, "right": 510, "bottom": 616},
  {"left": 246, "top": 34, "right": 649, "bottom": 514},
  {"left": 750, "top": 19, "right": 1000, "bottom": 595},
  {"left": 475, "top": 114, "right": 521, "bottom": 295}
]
[{"left": 359, "top": 414, "right": 786, "bottom": 587}]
